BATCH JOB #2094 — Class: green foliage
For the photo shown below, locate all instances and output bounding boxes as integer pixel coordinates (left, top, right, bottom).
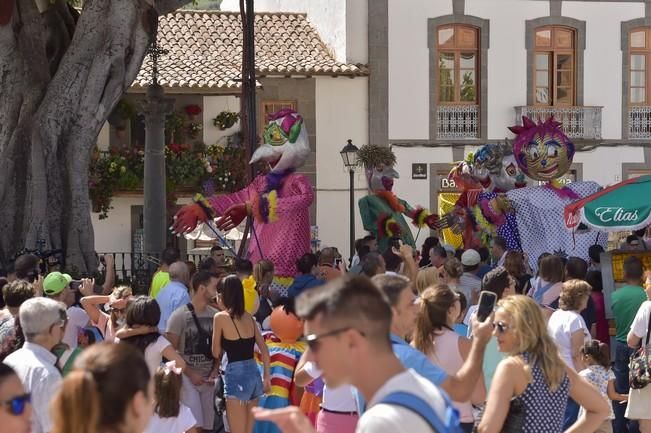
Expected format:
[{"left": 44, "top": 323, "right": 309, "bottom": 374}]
[
  {"left": 182, "top": 0, "right": 222, "bottom": 10},
  {"left": 89, "top": 141, "right": 247, "bottom": 219},
  {"left": 213, "top": 111, "right": 240, "bottom": 130}
]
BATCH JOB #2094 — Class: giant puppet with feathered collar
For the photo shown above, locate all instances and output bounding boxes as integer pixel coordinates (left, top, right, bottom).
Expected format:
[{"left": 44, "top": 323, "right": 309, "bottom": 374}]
[
  {"left": 357, "top": 145, "right": 439, "bottom": 252},
  {"left": 172, "top": 109, "right": 313, "bottom": 292}
]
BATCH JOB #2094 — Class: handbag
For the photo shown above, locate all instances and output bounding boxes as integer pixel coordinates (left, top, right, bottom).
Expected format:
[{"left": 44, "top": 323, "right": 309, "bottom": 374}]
[
  {"left": 186, "top": 303, "right": 214, "bottom": 359},
  {"left": 629, "top": 311, "right": 651, "bottom": 390},
  {"left": 473, "top": 397, "right": 525, "bottom": 433}
]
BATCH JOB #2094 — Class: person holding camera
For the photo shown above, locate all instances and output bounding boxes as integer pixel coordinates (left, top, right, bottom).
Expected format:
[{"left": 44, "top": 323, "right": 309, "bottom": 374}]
[
  {"left": 317, "top": 247, "right": 343, "bottom": 282},
  {"left": 166, "top": 271, "right": 221, "bottom": 433},
  {"left": 43, "top": 272, "right": 93, "bottom": 349}
]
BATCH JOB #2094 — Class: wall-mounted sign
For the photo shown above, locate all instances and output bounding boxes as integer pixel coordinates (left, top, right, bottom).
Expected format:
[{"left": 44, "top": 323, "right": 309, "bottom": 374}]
[
  {"left": 412, "top": 163, "right": 427, "bottom": 180},
  {"left": 437, "top": 170, "right": 459, "bottom": 191}
]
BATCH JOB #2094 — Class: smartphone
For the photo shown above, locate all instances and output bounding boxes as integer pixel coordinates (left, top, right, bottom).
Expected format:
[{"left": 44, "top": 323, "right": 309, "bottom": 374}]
[
  {"left": 476, "top": 291, "right": 497, "bottom": 322},
  {"left": 390, "top": 237, "right": 401, "bottom": 250},
  {"left": 70, "top": 280, "right": 82, "bottom": 291}
]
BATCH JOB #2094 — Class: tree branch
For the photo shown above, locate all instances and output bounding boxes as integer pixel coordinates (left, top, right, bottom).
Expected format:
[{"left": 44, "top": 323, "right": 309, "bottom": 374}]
[{"left": 153, "top": 0, "right": 192, "bottom": 16}]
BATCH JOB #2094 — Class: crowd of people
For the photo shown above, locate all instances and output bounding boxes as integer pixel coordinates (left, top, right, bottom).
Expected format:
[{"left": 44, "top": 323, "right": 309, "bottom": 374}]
[{"left": 1, "top": 232, "right": 651, "bottom": 433}]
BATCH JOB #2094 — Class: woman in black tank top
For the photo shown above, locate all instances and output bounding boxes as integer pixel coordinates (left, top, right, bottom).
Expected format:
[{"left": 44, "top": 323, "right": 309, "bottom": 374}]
[{"left": 212, "top": 275, "right": 270, "bottom": 433}]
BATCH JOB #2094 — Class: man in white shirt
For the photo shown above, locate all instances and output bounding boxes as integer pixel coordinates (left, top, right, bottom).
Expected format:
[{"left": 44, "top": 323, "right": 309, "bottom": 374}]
[
  {"left": 42, "top": 271, "right": 90, "bottom": 349},
  {"left": 458, "top": 249, "right": 482, "bottom": 304},
  {"left": 254, "top": 275, "right": 455, "bottom": 433},
  {"left": 5, "top": 297, "right": 66, "bottom": 433}
]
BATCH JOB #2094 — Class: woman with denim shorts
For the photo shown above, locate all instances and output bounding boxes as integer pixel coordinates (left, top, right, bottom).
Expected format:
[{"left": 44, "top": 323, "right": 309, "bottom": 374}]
[{"left": 213, "top": 275, "right": 271, "bottom": 433}]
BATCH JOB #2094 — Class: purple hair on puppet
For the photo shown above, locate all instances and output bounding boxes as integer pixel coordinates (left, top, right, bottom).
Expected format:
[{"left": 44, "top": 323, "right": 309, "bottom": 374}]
[{"left": 508, "top": 116, "right": 575, "bottom": 182}]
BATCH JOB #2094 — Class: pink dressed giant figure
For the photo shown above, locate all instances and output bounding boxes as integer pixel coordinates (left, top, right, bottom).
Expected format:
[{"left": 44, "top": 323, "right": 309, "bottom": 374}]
[{"left": 172, "top": 109, "right": 314, "bottom": 293}]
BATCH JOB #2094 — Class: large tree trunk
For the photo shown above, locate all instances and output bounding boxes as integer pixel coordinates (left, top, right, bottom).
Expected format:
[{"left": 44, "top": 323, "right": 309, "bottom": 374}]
[{"left": 0, "top": 0, "right": 189, "bottom": 274}]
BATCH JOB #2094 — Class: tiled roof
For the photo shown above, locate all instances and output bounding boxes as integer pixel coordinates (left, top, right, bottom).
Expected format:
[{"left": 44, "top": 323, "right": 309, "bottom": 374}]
[{"left": 133, "top": 11, "right": 368, "bottom": 91}]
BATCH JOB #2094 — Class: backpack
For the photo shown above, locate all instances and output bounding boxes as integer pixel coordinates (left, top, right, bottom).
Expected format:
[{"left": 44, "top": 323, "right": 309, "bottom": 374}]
[{"left": 379, "top": 391, "right": 463, "bottom": 433}]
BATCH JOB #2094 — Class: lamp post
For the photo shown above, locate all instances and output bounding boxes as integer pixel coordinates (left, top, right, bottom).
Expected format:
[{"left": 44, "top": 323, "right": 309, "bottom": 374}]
[
  {"left": 340, "top": 139, "right": 359, "bottom": 263},
  {"left": 143, "top": 31, "right": 174, "bottom": 256}
]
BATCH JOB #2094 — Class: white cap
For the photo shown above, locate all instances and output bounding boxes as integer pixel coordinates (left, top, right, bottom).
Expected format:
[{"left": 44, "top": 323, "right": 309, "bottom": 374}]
[{"left": 461, "top": 249, "right": 481, "bottom": 266}]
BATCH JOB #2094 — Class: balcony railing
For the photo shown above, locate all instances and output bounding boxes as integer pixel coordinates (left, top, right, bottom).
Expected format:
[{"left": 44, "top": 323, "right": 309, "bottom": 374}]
[
  {"left": 628, "top": 106, "right": 651, "bottom": 139},
  {"left": 514, "top": 106, "right": 602, "bottom": 140},
  {"left": 436, "top": 105, "right": 479, "bottom": 139}
]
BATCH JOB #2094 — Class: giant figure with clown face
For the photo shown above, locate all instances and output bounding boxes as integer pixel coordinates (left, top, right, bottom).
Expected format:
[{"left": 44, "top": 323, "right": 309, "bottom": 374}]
[
  {"left": 446, "top": 116, "right": 606, "bottom": 271},
  {"left": 172, "top": 109, "right": 313, "bottom": 291},
  {"left": 357, "top": 145, "right": 439, "bottom": 252}
]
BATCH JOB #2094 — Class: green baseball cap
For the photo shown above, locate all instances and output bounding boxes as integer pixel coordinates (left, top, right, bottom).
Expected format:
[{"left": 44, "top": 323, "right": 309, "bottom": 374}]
[{"left": 43, "top": 272, "right": 72, "bottom": 296}]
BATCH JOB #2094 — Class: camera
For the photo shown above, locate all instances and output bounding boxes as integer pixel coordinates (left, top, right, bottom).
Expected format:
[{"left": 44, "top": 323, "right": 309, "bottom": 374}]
[
  {"left": 70, "top": 280, "right": 82, "bottom": 291},
  {"left": 390, "top": 236, "right": 401, "bottom": 250}
]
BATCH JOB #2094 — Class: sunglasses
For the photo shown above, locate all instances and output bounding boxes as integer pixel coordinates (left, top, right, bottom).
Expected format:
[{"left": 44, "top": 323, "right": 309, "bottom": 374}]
[
  {"left": 494, "top": 321, "right": 512, "bottom": 334},
  {"left": 305, "top": 327, "right": 365, "bottom": 352},
  {"left": 0, "top": 394, "right": 30, "bottom": 416}
]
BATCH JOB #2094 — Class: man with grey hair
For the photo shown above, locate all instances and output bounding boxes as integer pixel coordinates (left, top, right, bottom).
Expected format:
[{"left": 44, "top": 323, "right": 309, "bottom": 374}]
[
  {"left": 5, "top": 297, "right": 66, "bottom": 433},
  {"left": 156, "top": 261, "right": 191, "bottom": 332}
]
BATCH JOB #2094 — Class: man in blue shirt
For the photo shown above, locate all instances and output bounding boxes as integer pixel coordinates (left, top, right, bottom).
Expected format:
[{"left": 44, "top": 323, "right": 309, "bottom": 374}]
[
  {"left": 156, "top": 261, "right": 191, "bottom": 332},
  {"left": 373, "top": 273, "right": 493, "bottom": 401}
]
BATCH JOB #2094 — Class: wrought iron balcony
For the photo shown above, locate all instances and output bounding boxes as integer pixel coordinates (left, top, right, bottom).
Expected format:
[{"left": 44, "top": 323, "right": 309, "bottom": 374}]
[
  {"left": 436, "top": 105, "right": 479, "bottom": 139},
  {"left": 514, "top": 106, "right": 602, "bottom": 140},
  {"left": 628, "top": 106, "right": 651, "bottom": 139}
]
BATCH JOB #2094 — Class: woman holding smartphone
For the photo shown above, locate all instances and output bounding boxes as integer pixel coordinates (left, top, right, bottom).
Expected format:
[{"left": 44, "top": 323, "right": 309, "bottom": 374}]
[{"left": 412, "top": 284, "right": 486, "bottom": 433}]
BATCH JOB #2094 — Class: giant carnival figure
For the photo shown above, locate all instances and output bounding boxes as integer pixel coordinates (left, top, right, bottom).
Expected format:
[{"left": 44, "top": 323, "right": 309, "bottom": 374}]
[
  {"left": 448, "top": 116, "right": 606, "bottom": 270},
  {"left": 172, "top": 109, "right": 313, "bottom": 294},
  {"left": 357, "top": 145, "right": 439, "bottom": 252}
]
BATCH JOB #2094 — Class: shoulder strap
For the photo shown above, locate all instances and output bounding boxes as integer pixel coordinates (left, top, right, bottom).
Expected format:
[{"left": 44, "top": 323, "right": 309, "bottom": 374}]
[
  {"left": 379, "top": 391, "right": 458, "bottom": 433},
  {"left": 645, "top": 309, "right": 651, "bottom": 347},
  {"left": 186, "top": 303, "right": 208, "bottom": 337}
]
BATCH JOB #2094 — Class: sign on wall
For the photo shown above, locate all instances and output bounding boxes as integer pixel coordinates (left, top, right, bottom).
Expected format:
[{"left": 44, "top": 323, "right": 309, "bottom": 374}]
[
  {"left": 437, "top": 170, "right": 459, "bottom": 191},
  {"left": 412, "top": 163, "right": 428, "bottom": 179}
]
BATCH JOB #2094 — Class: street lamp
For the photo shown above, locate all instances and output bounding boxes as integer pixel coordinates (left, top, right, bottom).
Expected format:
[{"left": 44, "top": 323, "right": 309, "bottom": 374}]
[{"left": 340, "top": 139, "right": 359, "bottom": 263}]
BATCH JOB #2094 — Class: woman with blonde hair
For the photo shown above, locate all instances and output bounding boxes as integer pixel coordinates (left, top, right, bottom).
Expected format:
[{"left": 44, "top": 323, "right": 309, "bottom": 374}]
[
  {"left": 477, "top": 295, "right": 608, "bottom": 433},
  {"left": 412, "top": 284, "right": 485, "bottom": 432},
  {"left": 51, "top": 342, "right": 153, "bottom": 433},
  {"left": 81, "top": 285, "right": 132, "bottom": 343},
  {"left": 415, "top": 267, "right": 440, "bottom": 295}
]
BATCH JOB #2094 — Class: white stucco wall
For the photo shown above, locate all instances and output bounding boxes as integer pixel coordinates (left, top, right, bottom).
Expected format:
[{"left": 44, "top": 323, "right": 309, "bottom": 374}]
[
  {"left": 315, "top": 76, "right": 368, "bottom": 256},
  {"left": 388, "top": 0, "right": 645, "bottom": 141},
  {"left": 561, "top": 1, "right": 644, "bottom": 139},
  {"left": 574, "top": 146, "right": 645, "bottom": 186},
  {"left": 92, "top": 195, "right": 192, "bottom": 256},
  {"left": 220, "top": 0, "right": 349, "bottom": 62},
  {"left": 466, "top": 0, "right": 549, "bottom": 138},
  {"left": 387, "top": 0, "right": 453, "bottom": 140},
  {"left": 97, "top": 124, "right": 110, "bottom": 151},
  {"left": 346, "top": 0, "right": 368, "bottom": 64},
  {"left": 202, "top": 95, "right": 241, "bottom": 145}
]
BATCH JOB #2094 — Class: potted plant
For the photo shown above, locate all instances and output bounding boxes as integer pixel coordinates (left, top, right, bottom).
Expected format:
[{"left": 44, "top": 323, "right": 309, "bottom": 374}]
[
  {"left": 185, "top": 104, "right": 202, "bottom": 121},
  {"left": 213, "top": 110, "right": 240, "bottom": 130},
  {"left": 108, "top": 99, "right": 136, "bottom": 132}
]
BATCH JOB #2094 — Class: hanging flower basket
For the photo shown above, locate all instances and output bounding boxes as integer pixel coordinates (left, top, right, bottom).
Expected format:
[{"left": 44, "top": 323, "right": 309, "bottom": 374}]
[{"left": 213, "top": 111, "right": 240, "bottom": 130}]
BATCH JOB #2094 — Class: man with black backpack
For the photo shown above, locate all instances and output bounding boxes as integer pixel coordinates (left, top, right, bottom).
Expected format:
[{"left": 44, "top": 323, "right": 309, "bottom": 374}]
[{"left": 167, "top": 271, "right": 220, "bottom": 433}]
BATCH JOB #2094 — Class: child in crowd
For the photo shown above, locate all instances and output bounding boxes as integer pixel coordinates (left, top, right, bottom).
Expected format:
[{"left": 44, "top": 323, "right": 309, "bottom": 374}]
[
  {"left": 578, "top": 340, "right": 628, "bottom": 433},
  {"left": 144, "top": 361, "right": 198, "bottom": 433}
]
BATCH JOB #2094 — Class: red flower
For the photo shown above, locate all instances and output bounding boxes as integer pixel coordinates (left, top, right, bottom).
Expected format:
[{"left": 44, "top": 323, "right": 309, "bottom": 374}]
[
  {"left": 168, "top": 143, "right": 184, "bottom": 155},
  {"left": 185, "top": 105, "right": 202, "bottom": 116}
]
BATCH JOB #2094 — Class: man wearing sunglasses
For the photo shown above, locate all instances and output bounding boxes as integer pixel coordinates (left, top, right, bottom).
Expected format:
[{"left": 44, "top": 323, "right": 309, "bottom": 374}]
[
  {"left": 255, "top": 275, "right": 455, "bottom": 433},
  {"left": 5, "top": 297, "right": 66, "bottom": 433}
]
